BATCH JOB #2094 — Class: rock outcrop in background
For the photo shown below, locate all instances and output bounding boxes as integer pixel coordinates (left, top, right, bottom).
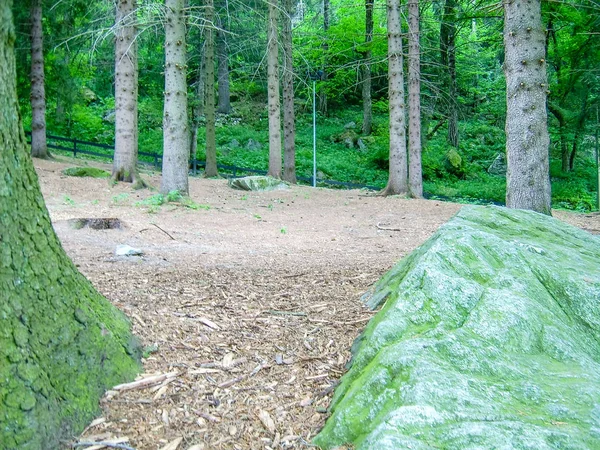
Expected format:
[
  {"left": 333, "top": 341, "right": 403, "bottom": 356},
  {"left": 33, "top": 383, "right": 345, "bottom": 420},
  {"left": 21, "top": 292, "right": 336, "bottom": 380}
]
[{"left": 314, "top": 206, "right": 600, "bottom": 449}]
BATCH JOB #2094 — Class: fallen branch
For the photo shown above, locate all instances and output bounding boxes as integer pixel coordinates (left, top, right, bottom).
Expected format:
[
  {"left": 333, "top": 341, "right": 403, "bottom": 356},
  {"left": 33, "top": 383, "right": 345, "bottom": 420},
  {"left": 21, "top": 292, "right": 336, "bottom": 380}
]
[
  {"left": 72, "top": 439, "right": 134, "bottom": 450},
  {"left": 376, "top": 222, "right": 402, "bottom": 232},
  {"left": 265, "top": 309, "right": 307, "bottom": 317},
  {"left": 112, "top": 372, "right": 178, "bottom": 392},
  {"left": 282, "top": 272, "right": 308, "bottom": 279},
  {"left": 152, "top": 223, "right": 175, "bottom": 240},
  {"left": 192, "top": 409, "right": 221, "bottom": 422},
  {"left": 218, "top": 375, "right": 246, "bottom": 388}
]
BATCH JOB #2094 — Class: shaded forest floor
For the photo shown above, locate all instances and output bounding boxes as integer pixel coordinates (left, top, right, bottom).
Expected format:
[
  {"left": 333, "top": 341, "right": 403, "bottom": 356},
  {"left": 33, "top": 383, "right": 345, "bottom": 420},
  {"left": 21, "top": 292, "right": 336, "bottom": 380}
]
[{"left": 35, "top": 156, "right": 600, "bottom": 450}]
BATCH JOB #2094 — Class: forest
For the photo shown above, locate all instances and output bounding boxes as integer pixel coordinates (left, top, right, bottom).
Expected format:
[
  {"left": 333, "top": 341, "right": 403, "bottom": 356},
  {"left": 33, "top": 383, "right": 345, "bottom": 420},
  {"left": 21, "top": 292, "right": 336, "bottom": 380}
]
[
  {"left": 13, "top": 0, "right": 600, "bottom": 212},
  {"left": 4, "top": 1, "right": 600, "bottom": 448}
]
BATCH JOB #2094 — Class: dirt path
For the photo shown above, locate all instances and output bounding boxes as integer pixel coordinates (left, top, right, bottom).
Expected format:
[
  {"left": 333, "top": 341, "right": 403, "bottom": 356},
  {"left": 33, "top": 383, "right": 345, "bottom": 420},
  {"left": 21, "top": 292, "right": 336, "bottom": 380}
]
[{"left": 34, "top": 157, "right": 599, "bottom": 450}]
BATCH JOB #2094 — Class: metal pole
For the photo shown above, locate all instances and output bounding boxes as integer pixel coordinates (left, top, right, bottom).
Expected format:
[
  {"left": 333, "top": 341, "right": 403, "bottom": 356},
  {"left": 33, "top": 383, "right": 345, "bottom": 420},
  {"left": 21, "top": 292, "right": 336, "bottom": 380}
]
[{"left": 313, "top": 80, "right": 317, "bottom": 187}]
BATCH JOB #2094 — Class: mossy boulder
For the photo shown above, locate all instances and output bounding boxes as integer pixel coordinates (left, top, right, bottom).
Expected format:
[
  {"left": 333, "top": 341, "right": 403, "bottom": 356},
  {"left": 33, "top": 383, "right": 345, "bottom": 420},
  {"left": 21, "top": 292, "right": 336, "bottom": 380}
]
[
  {"left": 444, "top": 148, "right": 465, "bottom": 177},
  {"left": 62, "top": 167, "right": 110, "bottom": 178},
  {"left": 228, "top": 176, "right": 289, "bottom": 191},
  {"left": 314, "top": 205, "right": 600, "bottom": 449}
]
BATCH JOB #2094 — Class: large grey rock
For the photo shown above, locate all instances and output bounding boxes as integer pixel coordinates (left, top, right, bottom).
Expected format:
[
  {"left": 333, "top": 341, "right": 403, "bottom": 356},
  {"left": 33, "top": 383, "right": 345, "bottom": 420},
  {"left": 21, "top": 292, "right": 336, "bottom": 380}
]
[
  {"left": 314, "top": 205, "right": 600, "bottom": 449},
  {"left": 488, "top": 152, "right": 507, "bottom": 176},
  {"left": 228, "top": 176, "right": 289, "bottom": 191},
  {"left": 245, "top": 138, "right": 262, "bottom": 151}
]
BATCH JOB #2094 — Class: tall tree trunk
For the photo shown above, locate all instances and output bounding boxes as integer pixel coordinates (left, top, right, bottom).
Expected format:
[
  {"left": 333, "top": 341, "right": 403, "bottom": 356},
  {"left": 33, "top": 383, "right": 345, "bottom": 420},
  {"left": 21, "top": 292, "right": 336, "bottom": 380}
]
[
  {"left": 161, "top": 0, "right": 189, "bottom": 194},
  {"left": 30, "top": 0, "right": 47, "bottom": 158},
  {"left": 319, "top": 0, "right": 329, "bottom": 115},
  {"left": 0, "top": 3, "right": 140, "bottom": 447},
  {"left": 440, "top": 0, "right": 458, "bottom": 148},
  {"left": 204, "top": 0, "right": 218, "bottom": 177},
  {"left": 408, "top": 0, "right": 422, "bottom": 198},
  {"left": 361, "top": 0, "right": 373, "bottom": 135},
  {"left": 267, "top": 0, "right": 282, "bottom": 179},
  {"left": 282, "top": 0, "right": 296, "bottom": 183},
  {"left": 504, "top": 0, "right": 551, "bottom": 214},
  {"left": 113, "top": 0, "right": 144, "bottom": 188},
  {"left": 216, "top": 16, "right": 232, "bottom": 114},
  {"left": 190, "top": 45, "right": 205, "bottom": 162},
  {"left": 382, "top": 0, "right": 408, "bottom": 196}
]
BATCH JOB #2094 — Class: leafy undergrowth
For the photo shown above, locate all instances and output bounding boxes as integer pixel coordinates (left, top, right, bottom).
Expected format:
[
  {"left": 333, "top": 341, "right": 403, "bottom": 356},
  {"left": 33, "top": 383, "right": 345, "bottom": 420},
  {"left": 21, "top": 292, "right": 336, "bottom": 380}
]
[
  {"left": 48, "top": 99, "right": 598, "bottom": 212},
  {"left": 135, "top": 190, "right": 210, "bottom": 214}
]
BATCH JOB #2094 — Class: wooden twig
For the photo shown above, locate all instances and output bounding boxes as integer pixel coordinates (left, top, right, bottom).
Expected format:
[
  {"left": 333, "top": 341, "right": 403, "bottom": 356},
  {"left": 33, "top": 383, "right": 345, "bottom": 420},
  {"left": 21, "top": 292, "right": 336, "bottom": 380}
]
[
  {"left": 72, "top": 440, "right": 135, "bottom": 450},
  {"left": 265, "top": 309, "right": 307, "bottom": 317},
  {"left": 282, "top": 272, "right": 308, "bottom": 279},
  {"left": 376, "top": 222, "right": 402, "bottom": 232},
  {"left": 152, "top": 223, "right": 175, "bottom": 240},
  {"left": 112, "top": 372, "right": 178, "bottom": 392},
  {"left": 218, "top": 375, "right": 246, "bottom": 388}
]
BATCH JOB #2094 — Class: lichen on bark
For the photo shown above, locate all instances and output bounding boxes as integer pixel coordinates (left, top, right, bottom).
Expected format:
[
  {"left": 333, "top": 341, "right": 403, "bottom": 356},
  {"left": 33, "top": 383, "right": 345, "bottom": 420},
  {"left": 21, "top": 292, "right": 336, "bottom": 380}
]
[{"left": 0, "top": 3, "right": 141, "bottom": 448}]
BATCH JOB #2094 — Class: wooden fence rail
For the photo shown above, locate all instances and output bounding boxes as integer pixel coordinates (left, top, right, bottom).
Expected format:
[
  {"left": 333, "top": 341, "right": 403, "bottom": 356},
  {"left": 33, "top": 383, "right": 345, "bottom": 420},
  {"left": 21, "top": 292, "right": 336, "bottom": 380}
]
[{"left": 24, "top": 131, "right": 381, "bottom": 191}]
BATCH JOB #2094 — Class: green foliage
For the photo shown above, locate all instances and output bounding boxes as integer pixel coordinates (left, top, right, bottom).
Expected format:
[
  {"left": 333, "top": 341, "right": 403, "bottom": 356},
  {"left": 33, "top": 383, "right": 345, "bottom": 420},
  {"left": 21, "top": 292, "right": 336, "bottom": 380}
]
[
  {"left": 135, "top": 191, "right": 209, "bottom": 213},
  {"left": 62, "top": 195, "right": 76, "bottom": 206},
  {"left": 111, "top": 193, "right": 130, "bottom": 205}
]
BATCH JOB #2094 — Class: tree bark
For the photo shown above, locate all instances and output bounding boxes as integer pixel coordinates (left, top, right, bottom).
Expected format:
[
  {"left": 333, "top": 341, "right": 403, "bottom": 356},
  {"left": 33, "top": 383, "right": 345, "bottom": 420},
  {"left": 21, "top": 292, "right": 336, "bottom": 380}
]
[
  {"left": 407, "top": 0, "right": 422, "bottom": 198},
  {"left": 216, "top": 15, "right": 232, "bottom": 114},
  {"left": 319, "top": 0, "right": 329, "bottom": 115},
  {"left": 361, "top": 0, "right": 373, "bottom": 135},
  {"left": 440, "top": 0, "right": 458, "bottom": 148},
  {"left": 0, "top": 3, "right": 140, "bottom": 447},
  {"left": 504, "top": 0, "right": 551, "bottom": 214},
  {"left": 382, "top": 0, "right": 408, "bottom": 196},
  {"left": 282, "top": 0, "right": 296, "bottom": 183},
  {"left": 30, "top": 0, "right": 47, "bottom": 158},
  {"left": 161, "top": 0, "right": 189, "bottom": 194},
  {"left": 267, "top": 0, "right": 282, "bottom": 179},
  {"left": 112, "top": 0, "right": 144, "bottom": 188},
  {"left": 190, "top": 45, "right": 205, "bottom": 162},
  {"left": 204, "top": 0, "right": 218, "bottom": 177}
]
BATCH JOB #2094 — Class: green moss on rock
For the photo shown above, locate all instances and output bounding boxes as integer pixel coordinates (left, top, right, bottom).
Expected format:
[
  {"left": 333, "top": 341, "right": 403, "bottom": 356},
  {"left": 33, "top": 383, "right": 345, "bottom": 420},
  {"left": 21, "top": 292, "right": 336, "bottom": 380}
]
[
  {"left": 228, "top": 175, "right": 289, "bottom": 191},
  {"left": 314, "top": 206, "right": 600, "bottom": 449},
  {"left": 62, "top": 167, "right": 110, "bottom": 178}
]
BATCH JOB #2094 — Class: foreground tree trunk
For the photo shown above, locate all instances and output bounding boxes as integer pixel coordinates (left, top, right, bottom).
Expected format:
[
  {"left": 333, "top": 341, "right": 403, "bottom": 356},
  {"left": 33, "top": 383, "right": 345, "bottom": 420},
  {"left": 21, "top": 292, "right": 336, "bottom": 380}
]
[
  {"left": 382, "top": 0, "right": 408, "bottom": 196},
  {"left": 407, "top": 0, "right": 422, "bottom": 198},
  {"left": 113, "top": 0, "right": 145, "bottom": 188},
  {"left": 282, "top": 0, "right": 296, "bottom": 183},
  {"left": 161, "top": 0, "right": 189, "bottom": 194},
  {"left": 503, "top": 0, "right": 551, "bottom": 214},
  {"left": 30, "top": 0, "right": 47, "bottom": 158},
  {"left": 204, "top": 0, "right": 218, "bottom": 177},
  {"left": 216, "top": 15, "right": 232, "bottom": 114},
  {"left": 267, "top": 0, "right": 282, "bottom": 179},
  {"left": 361, "top": 0, "right": 373, "bottom": 135},
  {"left": 0, "top": 3, "right": 140, "bottom": 448}
]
